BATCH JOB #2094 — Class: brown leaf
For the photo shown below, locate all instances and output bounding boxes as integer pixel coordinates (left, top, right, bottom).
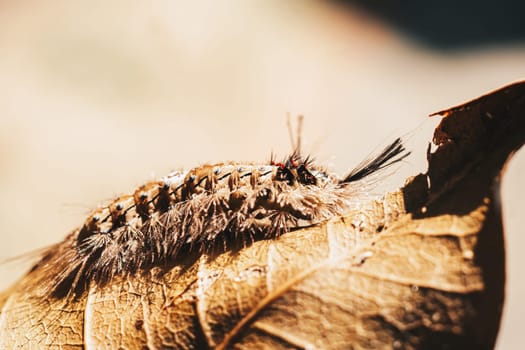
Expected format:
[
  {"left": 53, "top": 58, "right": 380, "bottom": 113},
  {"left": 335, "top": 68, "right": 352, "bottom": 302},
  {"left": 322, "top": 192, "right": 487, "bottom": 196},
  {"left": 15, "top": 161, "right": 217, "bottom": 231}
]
[{"left": 1, "top": 81, "right": 524, "bottom": 349}]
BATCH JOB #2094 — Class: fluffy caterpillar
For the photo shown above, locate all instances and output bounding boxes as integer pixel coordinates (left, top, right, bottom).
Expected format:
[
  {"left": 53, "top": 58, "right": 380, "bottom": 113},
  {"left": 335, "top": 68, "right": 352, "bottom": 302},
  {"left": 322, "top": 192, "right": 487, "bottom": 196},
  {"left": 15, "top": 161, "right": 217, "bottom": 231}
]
[{"left": 29, "top": 137, "right": 409, "bottom": 298}]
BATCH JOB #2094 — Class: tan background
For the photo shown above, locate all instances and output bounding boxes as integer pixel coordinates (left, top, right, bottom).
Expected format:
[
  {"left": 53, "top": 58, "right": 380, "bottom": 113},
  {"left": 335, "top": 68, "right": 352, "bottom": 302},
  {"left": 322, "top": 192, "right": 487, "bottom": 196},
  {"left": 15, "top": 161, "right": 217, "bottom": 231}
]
[{"left": 0, "top": 1, "right": 523, "bottom": 348}]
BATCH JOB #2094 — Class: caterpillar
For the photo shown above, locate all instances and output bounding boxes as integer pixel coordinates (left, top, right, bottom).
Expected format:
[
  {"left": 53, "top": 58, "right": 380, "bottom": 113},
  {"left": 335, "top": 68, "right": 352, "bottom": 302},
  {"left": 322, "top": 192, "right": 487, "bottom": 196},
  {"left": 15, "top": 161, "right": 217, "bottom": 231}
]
[{"left": 28, "top": 135, "right": 409, "bottom": 299}]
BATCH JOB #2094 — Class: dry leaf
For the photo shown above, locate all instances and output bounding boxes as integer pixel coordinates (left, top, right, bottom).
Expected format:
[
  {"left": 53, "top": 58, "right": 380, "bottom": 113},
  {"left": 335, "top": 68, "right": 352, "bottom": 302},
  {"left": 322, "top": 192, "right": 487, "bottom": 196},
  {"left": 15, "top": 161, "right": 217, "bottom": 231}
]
[{"left": 1, "top": 81, "right": 524, "bottom": 349}]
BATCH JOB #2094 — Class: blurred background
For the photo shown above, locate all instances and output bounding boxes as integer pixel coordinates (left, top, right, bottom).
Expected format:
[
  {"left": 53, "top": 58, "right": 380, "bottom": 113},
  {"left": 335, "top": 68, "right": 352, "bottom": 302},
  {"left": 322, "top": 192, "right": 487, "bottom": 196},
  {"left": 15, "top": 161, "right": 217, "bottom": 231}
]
[{"left": 0, "top": 1, "right": 523, "bottom": 348}]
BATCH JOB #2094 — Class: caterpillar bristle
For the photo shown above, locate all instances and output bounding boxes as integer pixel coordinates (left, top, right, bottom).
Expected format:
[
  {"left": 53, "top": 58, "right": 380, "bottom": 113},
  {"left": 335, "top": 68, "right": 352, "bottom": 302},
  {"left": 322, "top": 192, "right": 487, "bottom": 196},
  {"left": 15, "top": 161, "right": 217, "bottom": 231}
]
[{"left": 25, "top": 136, "right": 409, "bottom": 299}]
